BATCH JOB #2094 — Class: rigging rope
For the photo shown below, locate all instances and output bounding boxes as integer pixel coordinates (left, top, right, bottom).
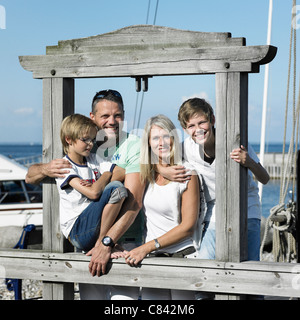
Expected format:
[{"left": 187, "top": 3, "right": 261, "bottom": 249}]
[{"left": 261, "top": 0, "right": 299, "bottom": 263}]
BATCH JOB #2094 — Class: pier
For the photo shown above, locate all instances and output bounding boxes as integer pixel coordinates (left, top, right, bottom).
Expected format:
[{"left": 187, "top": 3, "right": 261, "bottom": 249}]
[
  {"left": 3, "top": 25, "right": 297, "bottom": 301},
  {"left": 258, "top": 153, "right": 295, "bottom": 179}
]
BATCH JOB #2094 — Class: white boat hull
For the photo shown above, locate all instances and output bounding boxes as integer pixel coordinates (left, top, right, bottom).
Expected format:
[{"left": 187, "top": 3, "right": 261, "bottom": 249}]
[{"left": 0, "top": 203, "right": 43, "bottom": 227}]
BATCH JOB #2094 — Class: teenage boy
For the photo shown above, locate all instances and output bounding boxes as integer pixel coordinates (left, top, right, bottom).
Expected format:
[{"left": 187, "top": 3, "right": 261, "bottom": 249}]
[{"left": 158, "top": 97, "right": 270, "bottom": 262}]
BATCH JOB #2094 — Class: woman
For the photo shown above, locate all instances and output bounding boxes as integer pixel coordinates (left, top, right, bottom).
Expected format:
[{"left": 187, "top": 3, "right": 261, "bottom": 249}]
[{"left": 125, "top": 114, "right": 200, "bottom": 300}]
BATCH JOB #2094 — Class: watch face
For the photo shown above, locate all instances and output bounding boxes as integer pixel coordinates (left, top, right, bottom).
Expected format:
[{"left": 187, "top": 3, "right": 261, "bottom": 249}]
[
  {"left": 102, "top": 236, "right": 114, "bottom": 247},
  {"left": 103, "top": 237, "right": 110, "bottom": 245}
]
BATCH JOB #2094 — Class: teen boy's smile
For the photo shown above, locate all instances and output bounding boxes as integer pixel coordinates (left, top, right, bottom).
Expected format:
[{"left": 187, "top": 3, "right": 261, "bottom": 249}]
[{"left": 185, "top": 113, "right": 214, "bottom": 147}]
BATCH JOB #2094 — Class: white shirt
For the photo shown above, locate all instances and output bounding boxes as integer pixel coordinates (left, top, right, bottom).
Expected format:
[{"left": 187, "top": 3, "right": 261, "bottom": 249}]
[
  {"left": 184, "top": 136, "right": 216, "bottom": 222},
  {"left": 56, "top": 154, "right": 112, "bottom": 238},
  {"left": 143, "top": 165, "right": 195, "bottom": 254},
  {"left": 183, "top": 137, "right": 261, "bottom": 220}
]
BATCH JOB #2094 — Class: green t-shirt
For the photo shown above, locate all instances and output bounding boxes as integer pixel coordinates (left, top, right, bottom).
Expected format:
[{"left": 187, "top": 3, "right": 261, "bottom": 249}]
[{"left": 94, "top": 131, "right": 143, "bottom": 244}]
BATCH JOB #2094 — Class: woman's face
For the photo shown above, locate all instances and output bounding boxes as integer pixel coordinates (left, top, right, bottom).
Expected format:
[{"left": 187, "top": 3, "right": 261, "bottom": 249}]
[{"left": 149, "top": 125, "right": 173, "bottom": 163}]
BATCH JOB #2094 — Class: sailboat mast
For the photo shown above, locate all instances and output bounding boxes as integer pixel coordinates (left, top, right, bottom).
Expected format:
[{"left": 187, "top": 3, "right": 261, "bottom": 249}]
[{"left": 258, "top": 0, "right": 273, "bottom": 200}]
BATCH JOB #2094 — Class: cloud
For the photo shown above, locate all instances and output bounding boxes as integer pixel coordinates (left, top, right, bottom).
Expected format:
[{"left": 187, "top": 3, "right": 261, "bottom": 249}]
[
  {"left": 13, "top": 108, "right": 34, "bottom": 115},
  {"left": 181, "top": 91, "right": 209, "bottom": 102}
]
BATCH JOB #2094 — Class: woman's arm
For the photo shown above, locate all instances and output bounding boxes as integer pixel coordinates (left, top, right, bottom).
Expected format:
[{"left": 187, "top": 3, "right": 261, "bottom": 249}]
[{"left": 125, "top": 173, "right": 200, "bottom": 266}]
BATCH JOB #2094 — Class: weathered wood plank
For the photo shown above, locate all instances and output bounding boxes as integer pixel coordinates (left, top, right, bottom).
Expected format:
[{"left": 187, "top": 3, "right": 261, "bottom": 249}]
[
  {"left": 42, "top": 78, "right": 74, "bottom": 300},
  {"left": 19, "top": 45, "right": 277, "bottom": 79},
  {"left": 215, "top": 73, "right": 248, "bottom": 300},
  {"left": 0, "top": 250, "right": 299, "bottom": 298},
  {"left": 42, "top": 78, "right": 74, "bottom": 252},
  {"left": 46, "top": 25, "right": 245, "bottom": 55},
  {"left": 215, "top": 73, "right": 248, "bottom": 263}
]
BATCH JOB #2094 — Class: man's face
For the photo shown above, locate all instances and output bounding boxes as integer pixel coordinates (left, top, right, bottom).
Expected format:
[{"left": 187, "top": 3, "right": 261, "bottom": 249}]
[
  {"left": 184, "top": 113, "right": 215, "bottom": 146},
  {"left": 90, "top": 99, "right": 124, "bottom": 144}
]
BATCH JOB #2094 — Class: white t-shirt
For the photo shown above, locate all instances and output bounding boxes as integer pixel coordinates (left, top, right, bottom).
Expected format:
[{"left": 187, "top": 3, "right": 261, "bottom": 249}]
[
  {"left": 184, "top": 137, "right": 261, "bottom": 220},
  {"left": 143, "top": 164, "right": 195, "bottom": 254},
  {"left": 56, "top": 154, "right": 113, "bottom": 238},
  {"left": 184, "top": 136, "right": 216, "bottom": 222}
]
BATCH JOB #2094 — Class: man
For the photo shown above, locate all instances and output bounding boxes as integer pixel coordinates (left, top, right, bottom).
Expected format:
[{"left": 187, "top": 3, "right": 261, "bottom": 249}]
[{"left": 26, "top": 89, "right": 144, "bottom": 299}]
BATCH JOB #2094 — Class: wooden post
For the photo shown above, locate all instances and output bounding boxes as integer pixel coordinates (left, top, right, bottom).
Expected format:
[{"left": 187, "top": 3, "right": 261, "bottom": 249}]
[
  {"left": 42, "top": 78, "right": 74, "bottom": 300},
  {"left": 215, "top": 72, "right": 248, "bottom": 299}
]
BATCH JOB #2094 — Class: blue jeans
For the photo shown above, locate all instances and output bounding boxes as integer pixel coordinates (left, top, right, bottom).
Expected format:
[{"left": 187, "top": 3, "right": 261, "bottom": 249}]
[
  {"left": 69, "top": 181, "right": 127, "bottom": 252},
  {"left": 198, "top": 218, "right": 261, "bottom": 261}
]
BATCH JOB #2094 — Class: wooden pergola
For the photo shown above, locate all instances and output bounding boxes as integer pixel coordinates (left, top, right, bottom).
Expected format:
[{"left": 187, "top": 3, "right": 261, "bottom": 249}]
[{"left": 1, "top": 25, "right": 297, "bottom": 300}]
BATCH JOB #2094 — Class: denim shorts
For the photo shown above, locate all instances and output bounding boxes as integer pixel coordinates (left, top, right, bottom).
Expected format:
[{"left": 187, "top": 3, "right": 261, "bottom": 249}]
[{"left": 68, "top": 181, "right": 127, "bottom": 252}]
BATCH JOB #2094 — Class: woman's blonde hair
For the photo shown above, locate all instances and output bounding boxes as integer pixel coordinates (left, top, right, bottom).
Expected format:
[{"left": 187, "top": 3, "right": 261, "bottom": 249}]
[
  {"left": 60, "top": 114, "right": 97, "bottom": 154},
  {"left": 140, "top": 114, "right": 182, "bottom": 184}
]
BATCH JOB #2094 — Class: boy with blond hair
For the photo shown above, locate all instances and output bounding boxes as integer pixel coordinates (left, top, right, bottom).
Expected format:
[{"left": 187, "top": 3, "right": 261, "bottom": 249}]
[{"left": 56, "top": 113, "right": 128, "bottom": 256}]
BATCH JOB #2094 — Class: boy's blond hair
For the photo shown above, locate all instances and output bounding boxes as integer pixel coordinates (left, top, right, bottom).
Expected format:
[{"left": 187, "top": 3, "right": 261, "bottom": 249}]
[
  {"left": 60, "top": 114, "right": 97, "bottom": 154},
  {"left": 178, "top": 98, "right": 214, "bottom": 129}
]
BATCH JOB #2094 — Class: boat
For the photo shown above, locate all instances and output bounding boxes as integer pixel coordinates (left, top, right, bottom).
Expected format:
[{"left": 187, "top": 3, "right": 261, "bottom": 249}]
[{"left": 0, "top": 154, "right": 43, "bottom": 227}]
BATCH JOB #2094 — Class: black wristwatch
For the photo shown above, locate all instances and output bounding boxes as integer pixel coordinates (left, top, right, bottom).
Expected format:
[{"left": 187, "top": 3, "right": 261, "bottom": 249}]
[{"left": 102, "top": 236, "right": 115, "bottom": 247}]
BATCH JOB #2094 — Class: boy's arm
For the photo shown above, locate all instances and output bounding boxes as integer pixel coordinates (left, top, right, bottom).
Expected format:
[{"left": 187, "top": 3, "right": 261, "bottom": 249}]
[
  {"left": 86, "top": 172, "right": 145, "bottom": 276},
  {"left": 26, "top": 159, "right": 72, "bottom": 184},
  {"left": 156, "top": 164, "right": 191, "bottom": 183},
  {"left": 68, "top": 171, "right": 112, "bottom": 200},
  {"left": 230, "top": 145, "right": 270, "bottom": 185}
]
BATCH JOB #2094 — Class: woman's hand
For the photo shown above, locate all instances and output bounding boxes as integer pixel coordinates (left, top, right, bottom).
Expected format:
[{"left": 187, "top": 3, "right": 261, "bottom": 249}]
[{"left": 124, "top": 246, "right": 149, "bottom": 266}]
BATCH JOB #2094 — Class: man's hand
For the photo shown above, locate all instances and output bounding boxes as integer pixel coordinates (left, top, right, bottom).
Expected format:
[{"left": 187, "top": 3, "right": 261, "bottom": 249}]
[
  {"left": 86, "top": 244, "right": 112, "bottom": 277},
  {"left": 26, "top": 158, "right": 72, "bottom": 184},
  {"left": 42, "top": 159, "right": 72, "bottom": 178}
]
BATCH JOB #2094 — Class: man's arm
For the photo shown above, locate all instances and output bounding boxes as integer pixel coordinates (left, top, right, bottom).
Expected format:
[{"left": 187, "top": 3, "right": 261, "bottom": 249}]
[
  {"left": 86, "top": 172, "right": 145, "bottom": 276},
  {"left": 25, "top": 159, "right": 72, "bottom": 185}
]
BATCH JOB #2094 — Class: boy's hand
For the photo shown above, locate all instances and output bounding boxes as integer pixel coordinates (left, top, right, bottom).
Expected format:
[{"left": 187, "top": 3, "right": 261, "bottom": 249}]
[
  {"left": 79, "top": 179, "right": 93, "bottom": 187},
  {"left": 111, "top": 244, "right": 128, "bottom": 259},
  {"left": 230, "top": 145, "right": 250, "bottom": 167},
  {"left": 158, "top": 165, "right": 192, "bottom": 183}
]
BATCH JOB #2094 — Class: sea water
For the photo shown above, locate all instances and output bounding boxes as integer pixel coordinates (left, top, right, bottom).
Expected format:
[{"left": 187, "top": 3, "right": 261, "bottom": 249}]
[{"left": 0, "top": 143, "right": 296, "bottom": 219}]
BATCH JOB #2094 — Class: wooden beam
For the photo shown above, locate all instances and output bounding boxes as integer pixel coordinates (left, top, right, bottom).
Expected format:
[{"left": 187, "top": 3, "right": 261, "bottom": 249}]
[
  {"left": 46, "top": 25, "right": 245, "bottom": 55},
  {"left": 19, "top": 45, "right": 277, "bottom": 79},
  {"left": 42, "top": 78, "right": 74, "bottom": 299},
  {"left": 0, "top": 250, "right": 300, "bottom": 298},
  {"left": 215, "top": 72, "right": 248, "bottom": 263}
]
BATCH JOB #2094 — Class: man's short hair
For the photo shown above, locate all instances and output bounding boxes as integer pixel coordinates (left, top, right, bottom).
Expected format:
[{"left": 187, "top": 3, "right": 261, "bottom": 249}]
[{"left": 91, "top": 89, "right": 124, "bottom": 113}]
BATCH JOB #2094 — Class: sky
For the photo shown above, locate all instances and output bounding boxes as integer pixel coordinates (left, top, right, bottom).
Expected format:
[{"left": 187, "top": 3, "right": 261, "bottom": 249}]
[{"left": 0, "top": 0, "right": 299, "bottom": 144}]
